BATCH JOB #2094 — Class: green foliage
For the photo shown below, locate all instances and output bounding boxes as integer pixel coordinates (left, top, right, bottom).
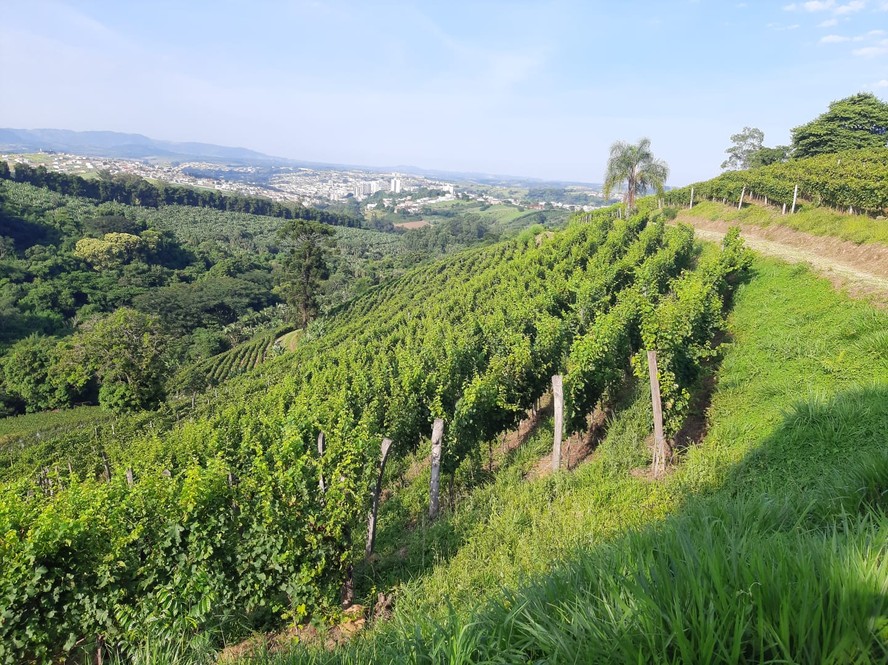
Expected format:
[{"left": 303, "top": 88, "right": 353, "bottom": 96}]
[
  {"left": 0, "top": 180, "right": 413, "bottom": 413},
  {"left": 71, "top": 308, "right": 168, "bottom": 412},
  {"left": 603, "top": 138, "right": 669, "bottom": 209},
  {"left": 277, "top": 219, "right": 335, "bottom": 327},
  {"left": 1, "top": 205, "right": 735, "bottom": 661},
  {"left": 175, "top": 328, "right": 288, "bottom": 390},
  {"left": 721, "top": 125, "right": 764, "bottom": 171},
  {"left": 748, "top": 144, "right": 789, "bottom": 168},
  {"left": 665, "top": 147, "right": 888, "bottom": 214},
  {"left": 276, "top": 258, "right": 888, "bottom": 665},
  {"left": 1, "top": 335, "right": 61, "bottom": 412},
  {"left": 3, "top": 162, "right": 363, "bottom": 228},
  {"left": 791, "top": 92, "right": 888, "bottom": 158}
]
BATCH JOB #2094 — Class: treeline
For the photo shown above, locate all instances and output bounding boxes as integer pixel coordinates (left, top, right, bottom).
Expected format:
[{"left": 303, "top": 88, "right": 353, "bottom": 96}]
[
  {"left": 0, "top": 160, "right": 367, "bottom": 228},
  {"left": 0, "top": 180, "right": 398, "bottom": 416}
]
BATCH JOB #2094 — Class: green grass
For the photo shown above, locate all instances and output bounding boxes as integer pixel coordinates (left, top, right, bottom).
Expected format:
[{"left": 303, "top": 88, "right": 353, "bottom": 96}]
[
  {"left": 276, "top": 330, "right": 302, "bottom": 352},
  {"left": 679, "top": 199, "right": 888, "bottom": 245},
  {"left": 270, "top": 257, "right": 888, "bottom": 663}
]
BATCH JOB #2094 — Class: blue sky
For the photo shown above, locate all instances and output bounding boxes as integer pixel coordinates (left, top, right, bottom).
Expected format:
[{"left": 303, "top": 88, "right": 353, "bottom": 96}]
[{"left": 1, "top": 1, "right": 886, "bottom": 184}]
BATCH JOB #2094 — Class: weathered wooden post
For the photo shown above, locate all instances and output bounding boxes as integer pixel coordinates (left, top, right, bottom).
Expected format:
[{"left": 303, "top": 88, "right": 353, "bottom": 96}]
[
  {"left": 429, "top": 419, "right": 444, "bottom": 520},
  {"left": 782, "top": 203, "right": 787, "bottom": 215},
  {"left": 791, "top": 184, "right": 798, "bottom": 214},
  {"left": 737, "top": 186, "right": 746, "bottom": 210},
  {"left": 125, "top": 468, "right": 134, "bottom": 486},
  {"left": 366, "top": 437, "right": 393, "bottom": 557},
  {"left": 317, "top": 431, "right": 326, "bottom": 493},
  {"left": 551, "top": 375, "right": 564, "bottom": 472},
  {"left": 101, "top": 451, "right": 111, "bottom": 482},
  {"left": 646, "top": 351, "right": 668, "bottom": 477},
  {"left": 689, "top": 186, "right": 694, "bottom": 209}
]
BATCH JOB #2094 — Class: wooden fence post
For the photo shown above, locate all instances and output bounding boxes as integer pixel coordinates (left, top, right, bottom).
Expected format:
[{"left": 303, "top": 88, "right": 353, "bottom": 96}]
[
  {"left": 689, "top": 186, "right": 694, "bottom": 210},
  {"left": 646, "top": 351, "right": 668, "bottom": 477},
  {"left": 551, "top": 375, "right": 564, "bottom": 472},
  {"left": 429, "top": 419, "right": 444, "bottom": 520},
  {"left": 791, "top": 184, "right": 798, "bottom": 214},
  {"left": 782, "top": 203, "right": 787, "bottom": 215},
  {"left": 737, "top": 186, "right": 745, "bottom": 210},
  {"left": 125, "top": 468, "right": 134, "bottom": 486},
  {"left": 366, "top": 437, "right": 393, "bottom": 558},
  {"left": 317, "top": 432, "right": 326, "bottom": 493},
  {"left": 101, "top": 451, "right": 111, "bottom": 482}
]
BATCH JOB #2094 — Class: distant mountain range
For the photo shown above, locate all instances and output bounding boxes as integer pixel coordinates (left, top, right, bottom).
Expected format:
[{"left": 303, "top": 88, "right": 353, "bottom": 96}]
[
  {"left": 0, "top": 128, "right": 600, "bottom": 188},
  {"left": 0, "top": 128, "right": 280, "bottom": 164}
]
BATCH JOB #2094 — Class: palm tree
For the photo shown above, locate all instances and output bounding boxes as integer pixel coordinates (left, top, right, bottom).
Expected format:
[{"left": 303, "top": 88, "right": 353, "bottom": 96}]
[{"left": 602, "top": 138, "right": 669, "bottom": 210}]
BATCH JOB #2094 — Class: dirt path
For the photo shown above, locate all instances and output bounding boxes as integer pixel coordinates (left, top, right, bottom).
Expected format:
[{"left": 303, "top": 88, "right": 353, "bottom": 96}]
[{"left": 675, "top": 214, "right": 888, "bottom": 306}]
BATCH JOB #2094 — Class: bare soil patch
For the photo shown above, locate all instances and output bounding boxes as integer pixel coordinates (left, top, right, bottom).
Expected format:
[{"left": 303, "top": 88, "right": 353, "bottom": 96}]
[
  {"left": 394, "top": 220, "right": 431, "bottom": 230},
  {"left": 676, "top": 214, "right": 888, "bottom": 306}
]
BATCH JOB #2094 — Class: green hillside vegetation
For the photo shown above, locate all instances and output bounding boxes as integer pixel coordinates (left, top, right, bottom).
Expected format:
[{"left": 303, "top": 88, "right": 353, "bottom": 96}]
[
  {"left": 0, "top": 207, "right": 756, "bottom": 661},
  {"left": 0, "top": 177, "right": 501, "bottom": 417},
  {"left": 664, "top": 148, "right": 888, "bottom": 218},
  {"left": 1, "top": 161, "right": 367, "bottom": 229},
  {"left": 676, "top": 199, "right": 888, "bottom": 246},
  {"left": 3, "top": 102, "right": 888, "bottom": 664},
  {"left": 267, "top": 258, "right": 888, "bottom": 665},
  {"left": 174, "top": 327, "right": 295, "bottom": 391}
]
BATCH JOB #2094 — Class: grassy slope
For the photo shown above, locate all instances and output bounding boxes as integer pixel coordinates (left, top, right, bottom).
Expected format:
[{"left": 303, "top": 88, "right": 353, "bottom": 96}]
[
  {"left": 281, "top": 256, "right": 888, "bottom": 663},
  {"left": 677, "top": 199, "right": 888, "bottom": 245}
]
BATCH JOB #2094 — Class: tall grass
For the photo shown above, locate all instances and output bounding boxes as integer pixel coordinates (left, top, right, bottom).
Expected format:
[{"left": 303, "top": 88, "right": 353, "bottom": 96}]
[{"left": 679, "top": 199, "right": 888, "bottom": 245}]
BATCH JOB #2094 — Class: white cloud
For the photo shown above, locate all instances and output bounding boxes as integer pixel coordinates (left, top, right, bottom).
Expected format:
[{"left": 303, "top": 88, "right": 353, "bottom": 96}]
[
  {"left": 853, "top": 44, "right": 888, "bottom": 56},
  {"left": 872, "top": 79, "right": 888, "bottom": 86},
  {"left": 787, "top": 0, "right": 868, "bottom": 12},
  {"left": 820, "top": 29, "right": 885, "bottom": 44},
  {"left": 834, "top": 1, "right": 866, "bottom": 14},
  {"left": 805, "top": 0, "right": 837, "bottom": 10},
  {"left": 785, "top": 0, "right": 836, "bottom": 10},
  {"left": 818, "top": 17, "right": 839, "bottom": 25}
]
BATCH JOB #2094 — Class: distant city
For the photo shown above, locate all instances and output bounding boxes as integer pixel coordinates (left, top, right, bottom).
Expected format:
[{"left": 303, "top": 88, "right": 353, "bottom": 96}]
[{"left": 0, "top": 150, "right": 610, "bottom": 215}]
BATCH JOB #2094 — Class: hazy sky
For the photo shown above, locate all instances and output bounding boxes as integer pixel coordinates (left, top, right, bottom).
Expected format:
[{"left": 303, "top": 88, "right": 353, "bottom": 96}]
[{"left": 1, "top": 1, "right": 886, "bottom": 184}]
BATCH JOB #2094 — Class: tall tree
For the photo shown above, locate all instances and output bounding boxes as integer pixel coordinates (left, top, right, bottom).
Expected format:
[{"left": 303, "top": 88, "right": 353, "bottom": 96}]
[
  {"left": 791, "top": 92, "right": 888, "bottom": 158},
  {"left": 65, "top": 308, "right": 168, "bottom": 412},
  {"left": 277, "top": 219, "right": 335, "bottom": 327},
  {"left": 721, "top": 127, "right": 765, "bottom": 171},
  {"left": 603, "top": 138, "right": 669, "bottom": 210}
]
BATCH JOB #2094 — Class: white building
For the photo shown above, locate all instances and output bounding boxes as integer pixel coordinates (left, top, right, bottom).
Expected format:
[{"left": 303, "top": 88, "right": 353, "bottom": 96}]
[{"left": 390, "top": 177, "right": 402, "bottom": 194}]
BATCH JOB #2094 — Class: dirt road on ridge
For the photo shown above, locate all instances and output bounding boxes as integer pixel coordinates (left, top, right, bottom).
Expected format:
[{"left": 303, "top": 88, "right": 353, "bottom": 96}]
[{"left": 674, "top": 214, "right": 888, "bottom": 307}]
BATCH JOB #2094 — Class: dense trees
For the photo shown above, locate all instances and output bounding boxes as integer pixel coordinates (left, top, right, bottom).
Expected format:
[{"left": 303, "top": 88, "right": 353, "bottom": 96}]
[
  {"left": 76, "top": 308, "right": 167, "bottom": 411},
  {"left": 0, "top": 161, "right": 365, "bottom": 228},
  {"left": 791, "top": 92, "right": 888, "bottom": 158},
  {"left": 276, "top": 218, "right": 335, "bottom": 327},
  {"left": 603, "top": 138, "right": 669, "bottom": 210}
]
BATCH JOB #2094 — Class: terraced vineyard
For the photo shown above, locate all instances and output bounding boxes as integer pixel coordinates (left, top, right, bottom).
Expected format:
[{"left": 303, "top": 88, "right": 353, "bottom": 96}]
[
  {"left": 0, "top": 207, "right": 752, "bottom": 662},
  {"left": 664, "top": 148, "right": 888, "bottom": 215}
]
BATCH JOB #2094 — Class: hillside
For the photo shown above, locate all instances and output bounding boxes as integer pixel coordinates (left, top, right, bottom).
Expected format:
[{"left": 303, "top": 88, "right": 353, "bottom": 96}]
[
  {"left": 0, "top": 206, "right": 757, "bottom": 661},
  {"left": 663, "top": 148, "right": 888, "bottom": 222},
  {"left": 281, "top": 256, "right": 888, "bottom": 664},
  {"left": 0, "top": 128, "right": 281, "bottom": 164},
  {"left": 2, "top": 155, "right": 888, "bottom": 664}
]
